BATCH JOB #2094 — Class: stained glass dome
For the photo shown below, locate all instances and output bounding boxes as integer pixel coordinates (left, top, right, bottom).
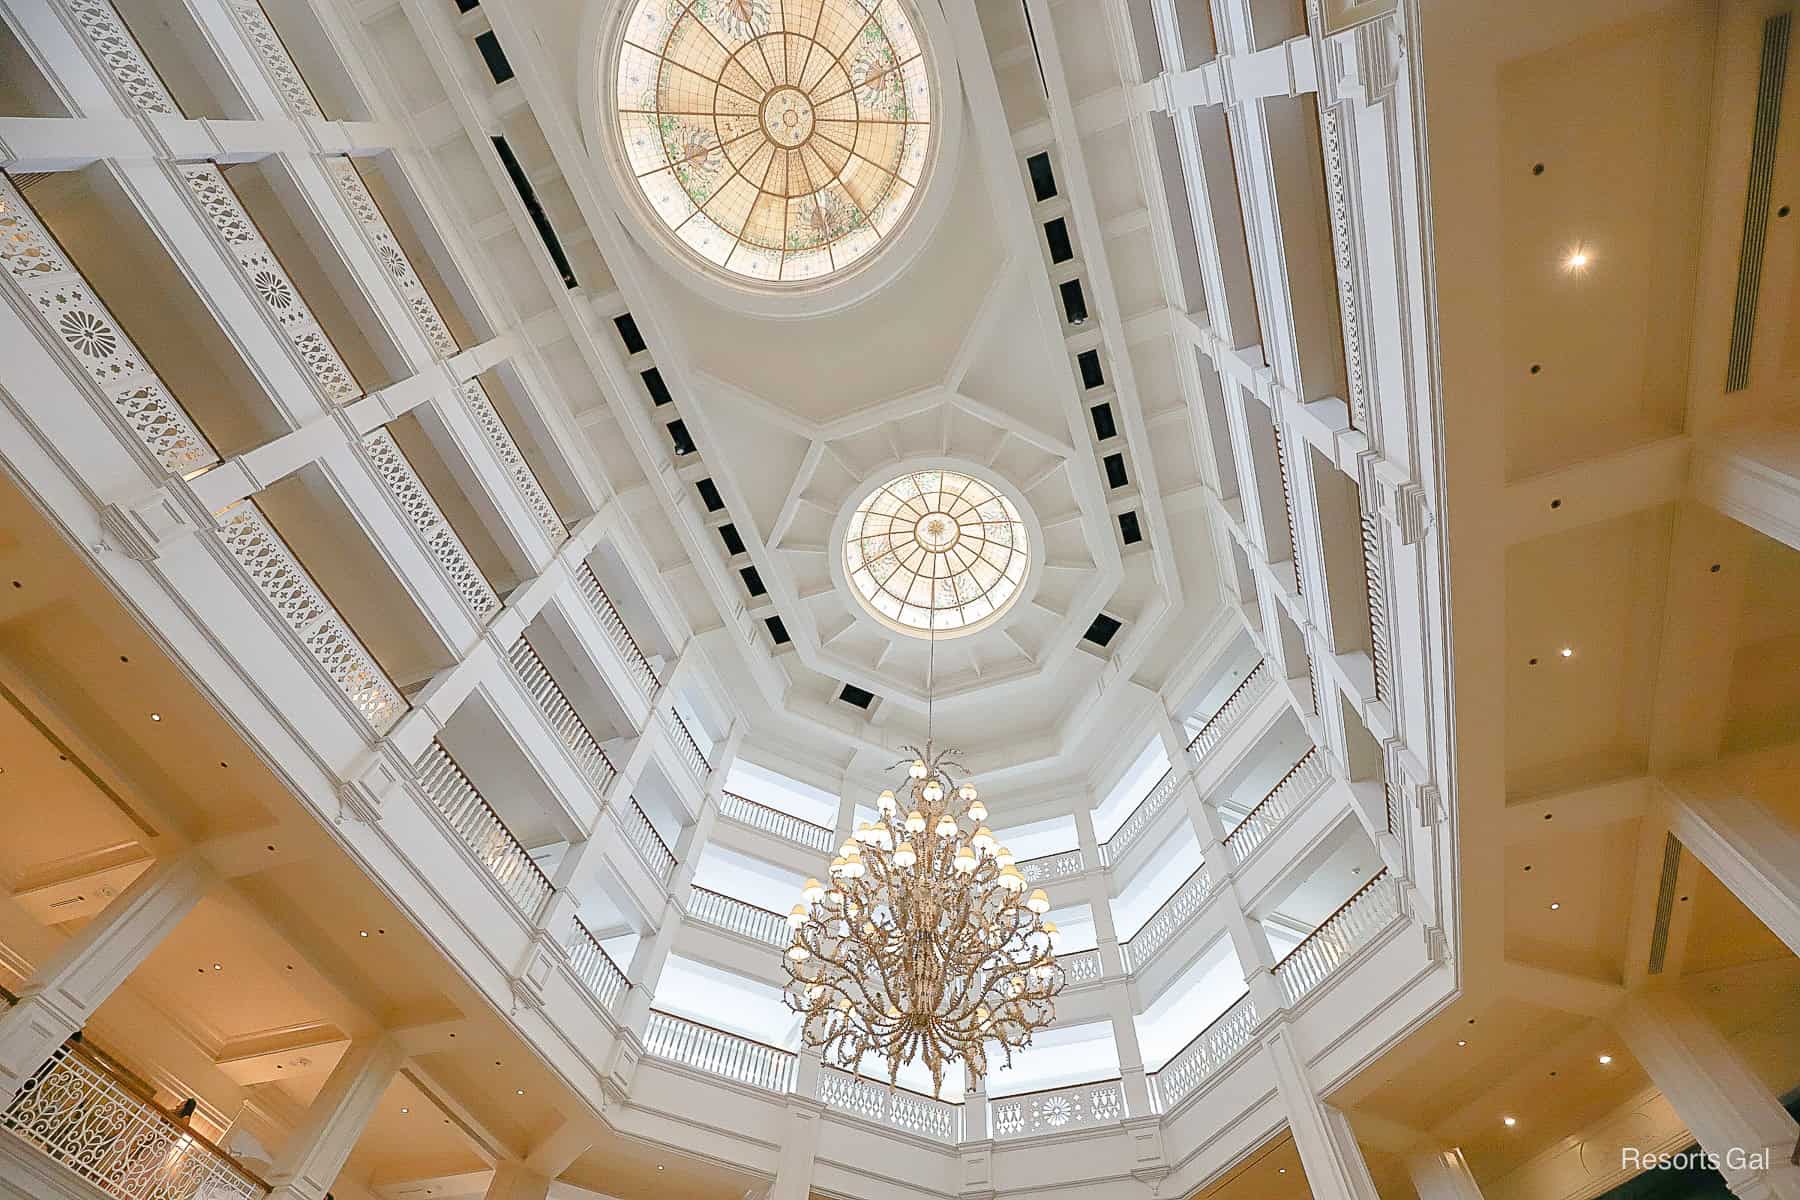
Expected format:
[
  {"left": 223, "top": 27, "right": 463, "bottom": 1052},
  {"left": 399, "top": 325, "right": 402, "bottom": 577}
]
[
  {"left": 613, "top": 0, "right": 935, "bottom": 286},
  {"left": 844, "top": 470, "right": 1029, "bottom": 637}
]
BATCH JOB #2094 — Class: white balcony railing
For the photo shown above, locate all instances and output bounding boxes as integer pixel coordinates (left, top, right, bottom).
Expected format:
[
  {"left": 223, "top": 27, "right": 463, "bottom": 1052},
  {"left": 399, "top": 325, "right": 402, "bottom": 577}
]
[
  {"left": 1099, "top": 766, "right": 1183, "bottom": 868},
  {"left": 1017, "top": 847, "right": 1085, "bottom": 884},
  {"left": 718, "top": 791, "right": 836, "bottom": 854},
  {"left": 1274, "top": 869, "right": 1401, "bottom": 1006},
  {"left": 575, "top": 564, "right": 660, "bottom": 697},
  {"left": 3, "top": 1041, "right": 269, "bottom": 1200},
  {"left": 819, "top": 1068, "right": 961, "bottom": 1143},
  {"left": 666, "top": 708, "right": 710, "bottom": 783},
  {"left": 1120, "top": 868, "right": 1216, "bottom": 973},
  {"left": 623, "top": 801, "right": 677, "bottom": 884},
  {"left": 217, "top": 502, "right": 406, "bottom": 732},
  {"left": 1185, "top": 661, "right": 1273, "bottom": 763},
  {"left": 63, "top": 0, "right": 179, "bottom": 116},
  {"left": 414, "top": 741, "right": 552, "bottom": 919},
  {"left": 458, "top": 380, "right": 567, "bottom": 546},
  {"left": 642, "top": 1012, "right": 795, "bottom": 1093},
  {"left": 568, "top": 915, "right": 629, "bottom": 1011},
  {"left": 361, "top": 428, "right": 499, "bottom": 620},
  {"left": 506, "top": 637, "right": 618, "bottom": 796},
  {"left": 687, "top": 886, "right": 786, "bottom": 947},
  {"left": 992, "top": 1079, "right": 1126, "bottom": 1139},
  {"left": 0, "top": 176, "right": 218, "bottom": 476},
  {"left": 219, "top": 0, "right": 327, "bottom": 121},
  {"left": 1222, "top": 749, "right": 1329, "bottom": 865},
  {"left": 1361, "top": 507, "right": 1392, "bottom": 704},
  {"left": 1148, "top": 991, "right": 1260, "bottom": 1112},
  {"left": 1060, "top": 948, "right": 1104, "bottom": 986},
  {"left": 321, "top": 156, "right": 459, "bottom": 358}
]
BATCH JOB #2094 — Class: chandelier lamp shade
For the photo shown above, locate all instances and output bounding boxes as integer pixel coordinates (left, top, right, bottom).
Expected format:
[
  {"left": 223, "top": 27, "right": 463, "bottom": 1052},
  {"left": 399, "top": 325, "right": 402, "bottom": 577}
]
[{"left": 781, "top": 744, "right": 1063, "bottom": 1097}]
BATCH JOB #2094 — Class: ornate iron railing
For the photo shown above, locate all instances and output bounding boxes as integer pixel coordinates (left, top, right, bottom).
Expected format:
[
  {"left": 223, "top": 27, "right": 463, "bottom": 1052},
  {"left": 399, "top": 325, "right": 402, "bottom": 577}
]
[
  {"left": 687, "top": 886, "right": 786, "bottom": 947},
  {"left": 1017, "top": 847, "right": 1085, "bottom": 884},
  {"left": 1059, "top": 948, "right": 1104, "bottom": 986},
  {"left": 216, "top": 0, "right": 326, "bottom": 120},
  {"left": 458, "top": 380, "right": 566, "bottom": 546},
  {"left": 2, "top": 1039, "right": 269, "bottom": 1200},
  {"left": 1222, "top": 749, "right": 1328, "bottom": 865},
  {"left": 575, "top": 564, "right": 659, "bottom": 696},
  {"left": 567, "top": 915, "right": 628, "bottom": 1011},
  {"left": 361, "top": 428, "right": 498, "bottom": 620},
  {"left": 414, "top": 741, "right": 551, "bottom": 918},
  {"left": 217, "top": 502, "right": 405, "bottom": 732},
  {"left": 1273, "top": 869, "right": 1400, "bottom": 1005},
  {"left": 0, "top": 175, "right": 216, "bottom": 475},
  {"left": 642, "top": 1012, "right": 795, "bottom": 1093},
  {"left": 991, "top": 1079, "right": 1126, "bottom": 1139},
  {"left": 1120, "top": 868, "right": 1215, "bottom": 972},
  {"left": 622, "top": 801, "right": 676, "bottom": 884},
  {"left": 718, "top": 791, "right": 836, "bottom": 853},
  {"left": 818, "top": 1068, "right": 960, "bottom": 1143},
  {"left": 63, "top": 0, "right": 180, "bottom": 115},
  {"left": 505, "top": 637, "right": 617, "bottom": 796},
  {"left": 666, "top": 708, "right": 709, "bottom": 782},
  {"left": 1148, "top": 992, "right": 1259, "bottom": 1112},
  {"left": 1098, "top": 766, "right": 1183, "bottom": 868},
  {"left": 1185, "top": 662, "right": 1273, "bottom": 762},
  {"left": 321, "top": 156, "right": 460, "bottom": 359}
]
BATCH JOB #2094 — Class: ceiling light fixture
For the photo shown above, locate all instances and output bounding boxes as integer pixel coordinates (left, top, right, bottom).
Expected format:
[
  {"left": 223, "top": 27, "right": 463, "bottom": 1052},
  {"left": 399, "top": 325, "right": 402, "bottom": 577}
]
[
  {"left": 1549, "top": 902, "right": 1561, "bottom": 910},
  {"left": 1565, "top": 248, "right": 1590, "bottom": 271},
  {"left": 515, "top": 1089, "right": 525, "bottom": 1096},
  {"left": 359, "top": 930, "right": 369, "bottom": 938},
  {"left": 1599, "top": 1054, "right": 1613, "bottom": 1065},
  {"left": 1560, "top": 647, "right": 1574, "bottom": 657},
  {"left": 400, "top": 1107, "right": 409, "bottom": 1115},
  {"left": 150, "top": 712, "right": 162, "bottom": 722},
  {"left": 1457, "top": 1039, "right": 1467, "bottom": 1047},
  {"left": 1503, "top": 1116, "right": 1517, "bottom": 1128},
  {"left": 783, "top": 621, "right": 1061, "bottom": 1097}
]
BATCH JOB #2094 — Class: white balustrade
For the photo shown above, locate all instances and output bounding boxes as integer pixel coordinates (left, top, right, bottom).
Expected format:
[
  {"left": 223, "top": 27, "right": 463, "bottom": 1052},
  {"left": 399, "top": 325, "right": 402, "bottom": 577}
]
[
  {"left": 1274, "top": 869, "right": 1401, "bottom": 1005},
  {"left": 1120, "top": 868, "right": 1215, "bottom": 972},
  {"left": 666, "top": 708, "right": 710, "bottom": 783},
  {"left": 718, "top": 791, "right": 836, "bottom": 853},
  {"left": 1149, "top": 992, "right": 1259, "bottom": 1112},
  {"left": 505, "top": 637, "right": 618, "bottom": 796},
  {"left": 642, "top": 1012, "right": 795, "bottom": 1093},
  {"left": 1060, "top": 948, "right": 1104, "bottom": 986},
  {"left": 991, "top": 1079, "right": 1126, "bottom": 1139},
  {"left": 322, "top": 157, "right": 459, "bottom": 358},
  {"left": 217, "top": 0, "right": 325, "bottom": 120},
  {"left": 622, "top": 801, "right": 677, "bottom": 884},
  {"left": 0, "top": 177, "right": 216, "bottom": 475},
  {"left": 65, "top": 0, "right": 179, "bottom": 115},
  {"left": 1099, "top": 766, "right": 1182, "bottom": 867},
  {"left": 1185, "top": 662, "right": 1274, "bottom": 763},
  {"left": 216, "top": 502, "right": 406, "bottom": 732},
  {"left": 1222, "top": 749, "right": 1328, "bottom": 865},
  {"left": 414, "top": 741, "right": 551, "bottom": 919},
  {"left": 687, "top": 886, "right": 786, "bottom": 947},
  {"left": 1017, "top": 847, "right": 1085, "bottom": 883},
  {"left": 361, "top": 429, "right": 499, "bottom": 619},
  {"left": 1361, "top": 508, "right": 1393, "bottom": 704},
  {"left": 567, "top": 915, "right": 629, "bottom": 1010},
  {"left": 3, "top": 1040, "right": 269, "bottom": 1199},
  {"left": 575, "top": 564, "right": 660, "bottom": 696},
  {"left": 459, "top": 380, "right": 566, "bottom": 545},
  {"left": 818, "top": 1068, "right": 961, "bottom": 1142}
]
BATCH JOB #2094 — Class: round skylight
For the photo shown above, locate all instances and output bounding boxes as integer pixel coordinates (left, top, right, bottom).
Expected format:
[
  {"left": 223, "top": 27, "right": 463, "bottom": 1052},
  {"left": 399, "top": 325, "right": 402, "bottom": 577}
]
[
  {"left": 612, "top": 0, "right": 935, "bottom": 287},
  {"left": 844, "top": 470, "right": 1029, "bottom": 637}
]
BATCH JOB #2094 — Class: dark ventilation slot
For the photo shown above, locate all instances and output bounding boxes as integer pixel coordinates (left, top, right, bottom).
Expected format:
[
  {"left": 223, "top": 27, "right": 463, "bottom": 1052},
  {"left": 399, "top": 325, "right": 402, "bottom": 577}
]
[
  {"left": 839, "top": 683, "right": 876, "bottom": 710},
  {"left": 1019, "top": 0, "right": 1049, "bottom": 98},
  {"left": 696, "top": 478, "right": 725, "bottom": 511},
  {"left": 1077, "top": 349, "right": 1105, "bottom": 389},
  {"left": 1083, "top": 613, "right": 1122, "bottom": 647},
  {"left": 1044, "top": 217, "right": 1074, "bottom": 263},
  {"left": 641, "top": 366, "right": 673, "bottom": 405},
  {"left": 1117, "top": 510, "right": 1143, "bottom": 545},
  {"left": 474, "top": 30, "right": 513, "bottom": 83},
  {"left": 1090, "top": 403, "right": 1117, "bottom": 440},
  {"left": 1103, "top": 452, "right": 1128, "bottom": 489},
  {"left": 765, "top": 615, "right": 790, "bottom": 645},
  {"left": 718, "top": 523, "right": 745, "bottom": 556},
  {"left": 614, "top": 312, "right": 646, "bottom": 354},
  {"left": 454, "top": 0, "right": 480, "bottom": 11},
  {"left": 739, "top": 566, "right": 766, "bottom": 597},
  {"left": 666, "top": 419, "right": 695, "bottom": 456},
  {"left": 1027, "top": 152, "right": 1058, "bottom": 202},
  {"left": 1647, "top": 833, "right": 1683, "bottom": 974},
  {"left": 1725, "top": 12, "right": 1791, "bottom": 392},
  {"left": 1059, "top": 279, "right": 1088, "bottom": 325},
  {"left": 491, "top": 136, "right": 577, "bottom": 289}
]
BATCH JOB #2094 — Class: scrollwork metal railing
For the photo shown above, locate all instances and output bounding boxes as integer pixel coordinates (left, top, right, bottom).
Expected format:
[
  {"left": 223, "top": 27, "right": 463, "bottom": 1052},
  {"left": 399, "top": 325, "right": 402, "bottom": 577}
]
[
  {"left": 361, "top": 428, "right": 499, "bottom": 620},
  {"left": 1059, "top": 948, "right": 1104, "bottom": 986},
  {"left": 642, "top": 1012, "right": 795, "bottom": 1093},
  {"left": 717, "top": 791, "right": 836, "bottom": 853},
  {"left": 818, "top": 1068, "right": 961, "bottom": 1142}
]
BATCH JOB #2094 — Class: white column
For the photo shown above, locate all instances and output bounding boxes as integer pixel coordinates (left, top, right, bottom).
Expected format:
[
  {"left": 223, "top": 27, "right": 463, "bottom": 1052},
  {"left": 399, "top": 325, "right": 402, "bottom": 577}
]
[
  {"left": 1106, "top": 981, "right": 1154, "bottom": 1116},
  {"left": 1617, "top": 992, "right": 1800, "bottom": 1200},
  {"left": 266, "top": 1037, "right": 403, "bottom": 1200},
  {"left": 617, "top": 799, "right": 717, "bottom": 1029},
  {"left": 483, "top": 1162, "right": 551, "bottom": 1200},
  {"left": 0, "top": 854, "right": 210, "bottom": 1104},
  {"left": 1226, "top": 892, "right": 1288, "bottom": 1019},
  {"left": 769, "top": 1099, "right": 824, "bottom": 1200},
  {"left": 1662, "top": 768, "right": 1800, "bottom": 958},
  {"left": 1408, "top": 1148, "right": 1485, "bottom": 1200},
  {"left": 963, "top": 1066, "right": 990, "bottom": 1141},
  {"left": 1265, "top": 1025, "right": 1381, "bottom": 1200}
]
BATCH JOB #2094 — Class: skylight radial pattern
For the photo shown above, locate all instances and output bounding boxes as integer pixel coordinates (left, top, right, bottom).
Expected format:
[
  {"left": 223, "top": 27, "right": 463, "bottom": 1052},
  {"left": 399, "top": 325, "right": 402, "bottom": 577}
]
[
  {"left": 845, "top": 470, "right": 1028, "bottom": 635},
  {"left": 613, "top": 0, "right": 934, "bottom": 285}
]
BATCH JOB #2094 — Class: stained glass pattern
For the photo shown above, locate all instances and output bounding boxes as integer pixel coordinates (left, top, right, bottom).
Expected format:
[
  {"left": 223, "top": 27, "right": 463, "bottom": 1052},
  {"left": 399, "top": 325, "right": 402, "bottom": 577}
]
[
  {"left": 614, "top": 0, "right": 934, "bottom": 284},
  {"left": 845, "top": 470, "right": 1028, "bottom": 635}
]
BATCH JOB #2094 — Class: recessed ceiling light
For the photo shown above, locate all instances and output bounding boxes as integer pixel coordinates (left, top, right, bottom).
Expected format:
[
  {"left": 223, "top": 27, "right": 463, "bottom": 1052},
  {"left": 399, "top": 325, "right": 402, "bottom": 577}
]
[
  {"left": 150, "top": 712, "right": 162, "bottom": 722},
  {"left": 400, "top": 1107, "right": 409, "bottom": 1115},
  {"left": 1565, "top": 249, "right": 1589, "bottom": 270},
  {"left": 1457, "top": 1039, "right": 1467, "bottom": 1047},
  {"left": 1549, "top": 902, "right": 1561, "bottom": 910},
  {"left": 657, "top": 1166, "right": 665, "bottom": 1172},
  {"left": 359, "top": 930, "right": 369, "bottom": 938},
  {"left": 1560, "top": 647, "right": 1574, "bottom": 657},
  {"left": 515, "top": 1088, "right": 525, "bottom": 1096},
  {"left": 1503, "top": 1116, "right": 1517, "bottom": 1128},
  {"left": 1279, "top": 1168, "right": 1287, "bottom": 1175},
  {"left": 211, "top": 962, "right": 221, "bottom": 971},
  {"left": 1598, "top": 1054, "right": 1613, "bottom": 1065}
]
